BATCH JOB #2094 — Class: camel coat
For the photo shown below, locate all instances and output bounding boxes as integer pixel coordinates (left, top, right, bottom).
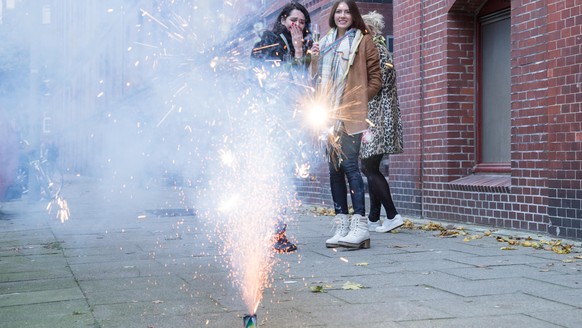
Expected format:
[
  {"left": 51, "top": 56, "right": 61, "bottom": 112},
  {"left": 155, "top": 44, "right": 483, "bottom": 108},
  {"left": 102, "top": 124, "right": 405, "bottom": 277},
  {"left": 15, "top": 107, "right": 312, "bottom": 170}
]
[{"left": 311, "top": 33, "right": 382, "bottom": 135}]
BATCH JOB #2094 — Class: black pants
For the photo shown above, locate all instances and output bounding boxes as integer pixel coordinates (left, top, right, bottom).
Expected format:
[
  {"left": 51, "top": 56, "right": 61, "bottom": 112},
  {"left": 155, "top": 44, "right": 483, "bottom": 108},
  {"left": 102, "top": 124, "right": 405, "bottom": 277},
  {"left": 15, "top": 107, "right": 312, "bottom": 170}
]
[{"left": 361, "top": 154, "right": 398, "bottom": 221}]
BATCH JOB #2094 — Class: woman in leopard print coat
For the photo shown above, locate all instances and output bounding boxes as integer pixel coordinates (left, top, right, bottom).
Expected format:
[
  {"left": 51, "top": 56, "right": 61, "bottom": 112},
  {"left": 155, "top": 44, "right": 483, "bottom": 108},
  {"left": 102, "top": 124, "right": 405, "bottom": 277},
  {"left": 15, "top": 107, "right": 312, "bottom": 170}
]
[{"left": 360, "top": 11, "right": 404, "bottom": 232}]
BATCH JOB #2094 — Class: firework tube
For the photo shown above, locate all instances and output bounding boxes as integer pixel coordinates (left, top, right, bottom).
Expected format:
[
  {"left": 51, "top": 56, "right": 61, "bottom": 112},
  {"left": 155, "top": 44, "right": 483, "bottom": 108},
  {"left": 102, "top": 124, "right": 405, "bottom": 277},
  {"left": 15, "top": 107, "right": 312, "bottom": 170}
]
[{"left": 243, "top": 314, "right": 257, "bottom": 328}]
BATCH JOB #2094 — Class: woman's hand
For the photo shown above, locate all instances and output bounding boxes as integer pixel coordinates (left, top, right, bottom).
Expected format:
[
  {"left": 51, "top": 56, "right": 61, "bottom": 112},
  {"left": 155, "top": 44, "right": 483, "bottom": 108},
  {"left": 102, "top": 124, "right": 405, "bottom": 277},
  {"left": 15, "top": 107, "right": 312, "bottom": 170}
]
[
  {"left": 311, "top": 42, "right": 320, "bottom": 57},
  {"left": 290, "top": 22, "right": 304, "bottom": 57}
]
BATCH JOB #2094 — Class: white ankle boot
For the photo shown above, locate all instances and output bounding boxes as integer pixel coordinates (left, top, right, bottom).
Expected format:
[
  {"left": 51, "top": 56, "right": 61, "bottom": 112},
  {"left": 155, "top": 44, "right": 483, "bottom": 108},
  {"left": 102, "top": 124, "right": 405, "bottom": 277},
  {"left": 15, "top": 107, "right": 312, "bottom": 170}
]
[
  {"left": 325, "top": 214, "right": 350, "bottom": 248},
  {"left": 338, "top": 214, "right": 370, "bottom": 249}
]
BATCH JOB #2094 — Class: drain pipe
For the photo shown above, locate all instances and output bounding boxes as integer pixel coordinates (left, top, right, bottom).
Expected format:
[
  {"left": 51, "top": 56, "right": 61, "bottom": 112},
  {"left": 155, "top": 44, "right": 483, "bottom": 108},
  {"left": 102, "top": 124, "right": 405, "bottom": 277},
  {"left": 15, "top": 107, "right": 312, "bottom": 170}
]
[{"left": 419, "top": 0, "right": 426, "bottom": 219}]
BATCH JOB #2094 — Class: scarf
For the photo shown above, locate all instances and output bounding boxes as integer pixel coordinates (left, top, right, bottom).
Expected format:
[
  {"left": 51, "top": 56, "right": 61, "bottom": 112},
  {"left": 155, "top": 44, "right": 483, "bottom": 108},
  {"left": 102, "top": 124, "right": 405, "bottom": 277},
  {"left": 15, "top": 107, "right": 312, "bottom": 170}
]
[{"left": 317, "top": 28, "right": 363, "bottom": 116}]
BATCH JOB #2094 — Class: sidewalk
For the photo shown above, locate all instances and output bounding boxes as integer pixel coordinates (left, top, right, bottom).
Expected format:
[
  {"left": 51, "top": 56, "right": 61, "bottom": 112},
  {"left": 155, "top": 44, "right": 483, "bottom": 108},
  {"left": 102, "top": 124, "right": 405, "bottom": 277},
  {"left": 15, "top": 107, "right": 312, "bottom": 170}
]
[{"left": 1, "top": 176, "right": 581, "bottom": 328}]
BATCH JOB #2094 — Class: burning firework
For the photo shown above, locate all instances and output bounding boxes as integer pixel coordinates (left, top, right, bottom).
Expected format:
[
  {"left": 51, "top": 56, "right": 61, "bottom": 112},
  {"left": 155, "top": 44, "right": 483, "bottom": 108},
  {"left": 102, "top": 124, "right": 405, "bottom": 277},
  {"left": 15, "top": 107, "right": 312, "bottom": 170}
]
[
  {"left": 47, "top": 195, "right": 70, "bottom": 223},
  {"left": 243, "top": 314, "right": 257, "bottom": 328},
  {"left": 134, "top": 0, "right": 325, "bottom": 322}
]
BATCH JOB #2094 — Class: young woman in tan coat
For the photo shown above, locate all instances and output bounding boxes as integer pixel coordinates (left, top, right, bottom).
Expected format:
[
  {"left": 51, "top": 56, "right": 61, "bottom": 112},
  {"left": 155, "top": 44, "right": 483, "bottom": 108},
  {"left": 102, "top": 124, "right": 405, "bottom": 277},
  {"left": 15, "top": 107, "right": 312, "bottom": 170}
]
[{"left": 310, "top": 0, "right": 381, "bottom": 249}]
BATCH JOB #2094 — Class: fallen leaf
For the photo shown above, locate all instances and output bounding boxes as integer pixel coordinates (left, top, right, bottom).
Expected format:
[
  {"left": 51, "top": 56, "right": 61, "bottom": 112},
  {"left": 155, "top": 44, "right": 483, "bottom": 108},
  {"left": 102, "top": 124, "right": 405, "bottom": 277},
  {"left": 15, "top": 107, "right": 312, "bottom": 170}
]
[
  {"left": 421, "top": 222, "right": 445, "bottom": 231},
  {"left": 531, "top": 242, "right": 543, "bottom": 249},
  {"left": 501, "top": 247, "right": 518, "bottom": 250},
  {"left": 562, "top": 259, "right": 575, "bottom": 263},
  {"left": 310, "top": 285, "right": 325, "bottom": 293},
  {"left": 439, "top": 230, "right": 460, "bottom": 237},
  {"left": 484, "top": 231, "right": 492, "bottom": 236},
  {"left": 551, "top": 240, "right": 573, "bottom": 254},
  {"left": 354, "top": 262, "right": 369, "bottom": 266},
  {"left": 403, "top": 219, "right": 415, "bottom": 229},
  {"left": 342, "top": 281, "right": 364, "bottom": 290},
  {"left": 464, "top": 235, "right": 483, "bottom": 242}
]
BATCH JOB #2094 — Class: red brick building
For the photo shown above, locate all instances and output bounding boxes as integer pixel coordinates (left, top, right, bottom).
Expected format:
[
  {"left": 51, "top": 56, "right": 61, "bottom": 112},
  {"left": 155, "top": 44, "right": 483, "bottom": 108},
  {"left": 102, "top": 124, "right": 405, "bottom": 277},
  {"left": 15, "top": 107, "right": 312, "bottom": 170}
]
[{"left": 294, "top": 0, "right": 582, "bottom": 240}]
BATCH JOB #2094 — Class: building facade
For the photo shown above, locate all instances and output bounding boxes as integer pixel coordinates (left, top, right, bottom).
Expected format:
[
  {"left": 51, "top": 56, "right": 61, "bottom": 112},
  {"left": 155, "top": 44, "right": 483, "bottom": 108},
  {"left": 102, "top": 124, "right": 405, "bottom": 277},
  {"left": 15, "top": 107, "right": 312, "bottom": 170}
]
[
  {"left": 6, "top": 1, "right": 578, "bottom": 239},
  {"left": 296, "top": 0, "right": 582, "bottom": 240}
]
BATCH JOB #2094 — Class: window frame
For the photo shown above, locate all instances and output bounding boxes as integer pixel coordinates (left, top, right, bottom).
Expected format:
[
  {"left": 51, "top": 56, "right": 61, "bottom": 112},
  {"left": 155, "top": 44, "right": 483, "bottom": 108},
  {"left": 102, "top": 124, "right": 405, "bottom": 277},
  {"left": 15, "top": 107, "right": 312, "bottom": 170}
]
[{"left": 474, "top": 1, "right": 511, "bottom": 174}]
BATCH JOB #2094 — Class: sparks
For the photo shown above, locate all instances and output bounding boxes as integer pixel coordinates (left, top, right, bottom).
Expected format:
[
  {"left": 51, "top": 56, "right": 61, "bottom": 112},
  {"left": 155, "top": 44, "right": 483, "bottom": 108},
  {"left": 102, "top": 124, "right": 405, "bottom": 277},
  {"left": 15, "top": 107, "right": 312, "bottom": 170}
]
[
  {"left": 47, "top": 195, "right": 71, "bottom": 223},
  {"left": 219, "top": 149, "right": 236, "bottom": 168},
  {"left": 305, "top": 100, "right": 329, "bottom": 130},
  {"left": 294, "top": 163, "right": 310, "bottom": 179}
]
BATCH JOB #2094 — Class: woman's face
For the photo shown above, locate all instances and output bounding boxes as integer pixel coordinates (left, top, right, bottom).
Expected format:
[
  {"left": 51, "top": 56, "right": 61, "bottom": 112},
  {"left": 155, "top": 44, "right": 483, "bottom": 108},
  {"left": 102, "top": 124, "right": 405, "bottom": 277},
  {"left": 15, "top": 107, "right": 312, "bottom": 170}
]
[
  {"left": 281, "top": 9, "right": 306, "bottom": 33},
  {"left": 334, "top": 2, "right": 353, "bottom": 32}
]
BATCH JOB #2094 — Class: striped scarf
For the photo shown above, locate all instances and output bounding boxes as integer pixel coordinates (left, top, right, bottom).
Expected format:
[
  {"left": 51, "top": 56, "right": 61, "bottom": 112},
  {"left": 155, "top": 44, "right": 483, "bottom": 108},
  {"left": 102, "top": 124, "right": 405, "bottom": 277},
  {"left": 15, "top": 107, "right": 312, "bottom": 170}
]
[{"left": 317, "top": 28, "right": 362, "bottom": 115}]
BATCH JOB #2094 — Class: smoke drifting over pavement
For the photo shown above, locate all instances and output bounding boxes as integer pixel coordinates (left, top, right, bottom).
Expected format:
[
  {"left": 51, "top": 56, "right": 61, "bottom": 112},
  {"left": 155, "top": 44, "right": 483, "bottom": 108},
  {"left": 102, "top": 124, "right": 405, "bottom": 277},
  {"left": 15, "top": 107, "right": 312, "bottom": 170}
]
[{"left": 2, "top": 0, "right": 319, "bottom": 317}]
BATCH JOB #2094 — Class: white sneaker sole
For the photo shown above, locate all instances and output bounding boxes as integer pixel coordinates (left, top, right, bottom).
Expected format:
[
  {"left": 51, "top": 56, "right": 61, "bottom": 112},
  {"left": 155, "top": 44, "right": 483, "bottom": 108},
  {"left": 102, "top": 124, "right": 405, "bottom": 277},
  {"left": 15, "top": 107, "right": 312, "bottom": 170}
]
[
  {"left": 376, "top": 222, "right": 404, "bottom": 233},
  {"left": 368, "top": 224, "right": 380, "bottom": 232},
  {"left": 376, "top": 216, "right": 405, "bottom": 233}
]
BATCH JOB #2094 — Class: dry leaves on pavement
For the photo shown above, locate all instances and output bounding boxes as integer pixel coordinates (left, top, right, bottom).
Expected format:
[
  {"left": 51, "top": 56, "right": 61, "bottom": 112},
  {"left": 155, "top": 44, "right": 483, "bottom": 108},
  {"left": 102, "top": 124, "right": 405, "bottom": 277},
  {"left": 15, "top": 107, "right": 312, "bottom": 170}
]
[{"left": 309, "top": 210, "right": 579, "bottom": 256}]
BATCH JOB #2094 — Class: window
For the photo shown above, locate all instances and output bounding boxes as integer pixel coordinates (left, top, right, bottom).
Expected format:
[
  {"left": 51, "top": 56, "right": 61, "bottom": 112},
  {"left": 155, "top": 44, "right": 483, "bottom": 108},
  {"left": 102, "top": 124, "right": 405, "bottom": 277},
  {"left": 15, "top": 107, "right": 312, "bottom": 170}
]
[
  {"left": 386, "top": 34, "right": 394, "bottom": 53},
  {"left": 475, "top": 5, "right": 510, "bottom": 172},
  {"left": 42, "top": 4, "right": 51, "bottom": 24},
  {"left": 43, "top": 116, "right": 52, "bottom": 134}
]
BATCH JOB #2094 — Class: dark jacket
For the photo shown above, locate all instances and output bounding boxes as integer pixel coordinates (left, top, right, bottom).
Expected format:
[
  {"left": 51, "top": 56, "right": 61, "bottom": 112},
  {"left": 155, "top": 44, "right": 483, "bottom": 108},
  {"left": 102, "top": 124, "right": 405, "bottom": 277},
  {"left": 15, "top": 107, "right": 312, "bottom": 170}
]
[{"left": 250, "top": 30, "right": 310, "bottom": 71}]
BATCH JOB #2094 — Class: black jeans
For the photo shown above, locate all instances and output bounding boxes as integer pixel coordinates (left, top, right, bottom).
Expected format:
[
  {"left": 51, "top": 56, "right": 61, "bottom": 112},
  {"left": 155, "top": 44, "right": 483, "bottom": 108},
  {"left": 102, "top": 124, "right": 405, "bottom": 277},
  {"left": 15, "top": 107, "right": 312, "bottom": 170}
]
[{"left": 361, "top": 154, "right": 398, "bottom": 221}]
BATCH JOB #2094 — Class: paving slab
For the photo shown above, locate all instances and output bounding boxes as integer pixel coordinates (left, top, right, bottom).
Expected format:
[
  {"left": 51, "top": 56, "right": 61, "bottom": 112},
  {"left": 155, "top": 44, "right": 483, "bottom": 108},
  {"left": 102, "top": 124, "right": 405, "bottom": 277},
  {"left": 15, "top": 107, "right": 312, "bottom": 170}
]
[
  {"left": 527, "top": 308, "right": 582, "bottom": 328},
  {"left": 397, "top": 314, "right": 562, "bottom": 328},
  {"left": 1, "top": 177, "right": 581, "bottom": 327},
  {"left": 0, "top": 300, "right": 95, "bottom": 328}
]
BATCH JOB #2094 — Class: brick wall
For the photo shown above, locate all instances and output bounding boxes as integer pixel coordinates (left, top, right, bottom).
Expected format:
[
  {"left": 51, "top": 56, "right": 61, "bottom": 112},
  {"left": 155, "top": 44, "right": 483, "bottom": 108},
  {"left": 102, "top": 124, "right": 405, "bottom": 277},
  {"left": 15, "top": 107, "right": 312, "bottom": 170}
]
[
  {"left": 391, "top": 0, "right": 423, "bottom": 216},
  {"left": 545, "top": 0, "right": 582, "bottom": 239},
  {"left": 510, "top": 0, "right": 550, "bottom": 233},
  {"left": 389, "top": 0, "right": 581, "bottom": 240}
]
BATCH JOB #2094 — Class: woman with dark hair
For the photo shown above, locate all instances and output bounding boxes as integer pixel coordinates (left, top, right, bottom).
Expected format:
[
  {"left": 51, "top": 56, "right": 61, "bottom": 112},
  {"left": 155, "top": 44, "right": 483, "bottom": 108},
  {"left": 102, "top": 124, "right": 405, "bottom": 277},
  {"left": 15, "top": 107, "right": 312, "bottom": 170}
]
[
  {"left": 310, "top": 0, "right": 382, "bottom": 249},
  {"left": 250, "top": 2, "right": 313, "bottom": 253},
  {"left": 251, "top": 1, "right": 311, "bottom": 71}
]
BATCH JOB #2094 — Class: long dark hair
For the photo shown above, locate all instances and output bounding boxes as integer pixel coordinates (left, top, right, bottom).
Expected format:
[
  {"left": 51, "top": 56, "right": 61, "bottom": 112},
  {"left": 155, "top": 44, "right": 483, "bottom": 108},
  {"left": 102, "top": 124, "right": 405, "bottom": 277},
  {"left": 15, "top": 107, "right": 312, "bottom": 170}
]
[
  {"left": 328, "top": 0, "right": 368, "bottom": 34},
  {"left": 272, "top": 2, "right": 311, "bottom": 37}
]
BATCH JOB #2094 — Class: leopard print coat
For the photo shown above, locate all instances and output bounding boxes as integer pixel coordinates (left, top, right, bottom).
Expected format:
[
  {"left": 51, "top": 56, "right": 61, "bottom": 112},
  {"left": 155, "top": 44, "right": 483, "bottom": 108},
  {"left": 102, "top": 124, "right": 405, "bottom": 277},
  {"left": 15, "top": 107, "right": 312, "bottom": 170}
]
[{"left": 360, "top": 38, "right": 403, "bottom": 159}]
